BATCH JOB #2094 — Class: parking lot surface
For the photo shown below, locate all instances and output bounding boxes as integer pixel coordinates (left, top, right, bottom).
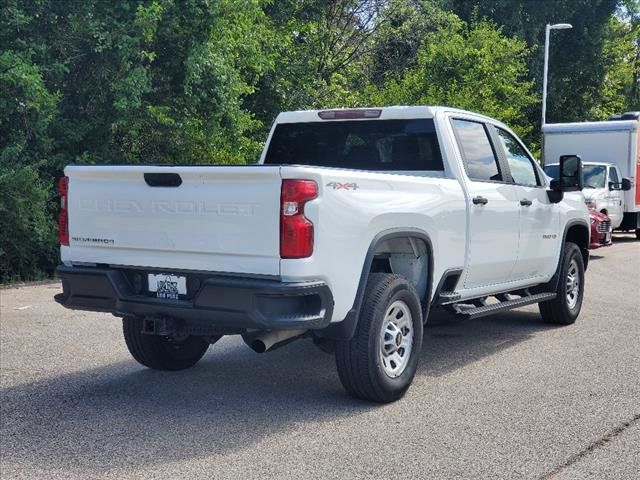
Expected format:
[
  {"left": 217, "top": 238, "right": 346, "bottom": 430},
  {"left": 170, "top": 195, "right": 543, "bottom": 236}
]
[{"left": 1, "top": 234, "right": 639, "bottom": 479}]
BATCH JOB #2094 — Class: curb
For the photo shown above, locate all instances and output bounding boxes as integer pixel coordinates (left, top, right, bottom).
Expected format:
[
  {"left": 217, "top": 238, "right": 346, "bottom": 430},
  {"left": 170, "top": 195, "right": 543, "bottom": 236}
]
[{"left": 0, "top": 279, "right": 60, "bottom": 290}]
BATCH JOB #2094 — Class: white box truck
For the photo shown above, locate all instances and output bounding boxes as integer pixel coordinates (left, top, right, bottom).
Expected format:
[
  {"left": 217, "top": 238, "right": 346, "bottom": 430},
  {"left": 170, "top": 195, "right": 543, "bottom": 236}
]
[{"left": 543, "top": 112, "right": 640, "bottom": 239}]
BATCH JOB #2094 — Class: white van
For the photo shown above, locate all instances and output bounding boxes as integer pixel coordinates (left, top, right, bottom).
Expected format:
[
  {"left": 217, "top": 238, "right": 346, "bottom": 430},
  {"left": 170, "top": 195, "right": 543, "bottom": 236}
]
[{"left": 543, "top": 112, "right": 639, "bottom": 239}]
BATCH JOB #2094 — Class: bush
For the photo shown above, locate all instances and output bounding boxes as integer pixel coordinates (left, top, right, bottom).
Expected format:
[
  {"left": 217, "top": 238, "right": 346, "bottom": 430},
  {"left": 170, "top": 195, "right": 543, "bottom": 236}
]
[{"left": 0, "top": 167, "right": 57, "bottom": 283}]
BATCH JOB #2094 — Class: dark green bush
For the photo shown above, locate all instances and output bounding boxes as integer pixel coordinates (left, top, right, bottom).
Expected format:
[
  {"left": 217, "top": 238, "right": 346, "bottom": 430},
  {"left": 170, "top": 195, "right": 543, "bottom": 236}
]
[{"left": 0, "top": 166, "right": 57, "bottom": 282}]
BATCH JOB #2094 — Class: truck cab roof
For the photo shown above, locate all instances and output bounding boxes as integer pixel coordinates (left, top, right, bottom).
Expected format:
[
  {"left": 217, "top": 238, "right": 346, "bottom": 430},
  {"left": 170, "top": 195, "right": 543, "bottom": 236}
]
[{"left": 275, "top": 106, "right": 502, "bottom": 126}]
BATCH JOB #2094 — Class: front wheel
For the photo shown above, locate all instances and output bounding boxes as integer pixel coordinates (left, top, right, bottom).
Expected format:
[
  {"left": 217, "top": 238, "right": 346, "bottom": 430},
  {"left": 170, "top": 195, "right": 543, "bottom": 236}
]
[
  {"left": 123, "top": 316, "right": 209, "bottom": 370},
  {"left": 539, "top": 242, "right": 585, "bottom": 325},
  {"left": 335, "top": 274, "right": 423, "bottom": 403}
]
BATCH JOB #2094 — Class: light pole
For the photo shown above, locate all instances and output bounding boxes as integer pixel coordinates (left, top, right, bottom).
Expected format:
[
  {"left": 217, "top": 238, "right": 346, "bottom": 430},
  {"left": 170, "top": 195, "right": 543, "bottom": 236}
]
[{"left": 542, "top": 23, "right": 573, "bottom": 127}]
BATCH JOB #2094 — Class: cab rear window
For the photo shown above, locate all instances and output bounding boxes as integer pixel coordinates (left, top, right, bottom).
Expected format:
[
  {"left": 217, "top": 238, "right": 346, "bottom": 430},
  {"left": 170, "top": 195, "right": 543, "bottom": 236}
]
[{"left": 264, "top": 119, "right": 444, "bottom": 171}]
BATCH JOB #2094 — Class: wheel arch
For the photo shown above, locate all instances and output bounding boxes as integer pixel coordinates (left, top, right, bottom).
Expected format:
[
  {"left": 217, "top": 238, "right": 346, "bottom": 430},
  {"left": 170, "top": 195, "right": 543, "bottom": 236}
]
[
  {"left": 318, "top": 228, "right": 434, "bottom": 340},
  {"left": 565, "top": 221, "right": 590, "bottom": 269},
  {"left": 536, "top": 219, "right": 590, "bottom": 295}
]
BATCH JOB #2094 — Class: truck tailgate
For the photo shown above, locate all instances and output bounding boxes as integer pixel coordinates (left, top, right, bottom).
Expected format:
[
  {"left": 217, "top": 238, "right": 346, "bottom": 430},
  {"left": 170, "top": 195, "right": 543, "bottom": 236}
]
[{"left": 62, "top": 166, "right": 282, "bottom": 276}]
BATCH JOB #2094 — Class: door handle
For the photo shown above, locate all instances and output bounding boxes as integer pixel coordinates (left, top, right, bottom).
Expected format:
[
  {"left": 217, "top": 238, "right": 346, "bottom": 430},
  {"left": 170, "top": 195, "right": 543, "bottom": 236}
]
[
  {"left": 519, "top": 198, "right": 532, "bottom": 206},
  {"left": 472, "top": 196, "right": 488, "bottom": 205}
]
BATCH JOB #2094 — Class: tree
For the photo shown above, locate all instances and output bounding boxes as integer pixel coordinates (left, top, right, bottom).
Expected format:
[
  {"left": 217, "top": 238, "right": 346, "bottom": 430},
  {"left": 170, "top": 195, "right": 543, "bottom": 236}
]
[
  {"left": 0, "top": 166, "right": 57, "bottom": 282},
  {"left": 446, "top": 0, "right": 620, "bottom": 125},
  {"left": 2, "top": 0, "right": 273, "bottom": 167},
  {"left": 0, "top": 0, "right": 275, "bottom": 280},
  {"left": 590, "top": 12, "right": 640, "bottom": 118},
  {"left": 367, "top": 0, "right": 451, "bottom": 86},
  {"left": 364, "top": 17, "right": 536, "bottom": 138},
  {"left": 616, "top": 0, "right": 640, "bottom": 111},
  {"left": 248, "top": 0, "right": 402, "bottom": 126},
  {"left": 0, "top": 46, "right": 59, "bottom": 281}
]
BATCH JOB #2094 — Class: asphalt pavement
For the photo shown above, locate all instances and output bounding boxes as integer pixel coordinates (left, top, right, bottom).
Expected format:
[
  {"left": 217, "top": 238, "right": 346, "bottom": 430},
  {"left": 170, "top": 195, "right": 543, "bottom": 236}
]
[{"left": 1, "top": 234, "right": 639, "bottom": 479}]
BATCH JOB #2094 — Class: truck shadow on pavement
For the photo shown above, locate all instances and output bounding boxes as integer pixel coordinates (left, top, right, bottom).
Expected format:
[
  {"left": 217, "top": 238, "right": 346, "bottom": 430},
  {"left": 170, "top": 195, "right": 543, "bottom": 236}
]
[{"left": 1, "top": 309, "right": 555, "bottom": 473}]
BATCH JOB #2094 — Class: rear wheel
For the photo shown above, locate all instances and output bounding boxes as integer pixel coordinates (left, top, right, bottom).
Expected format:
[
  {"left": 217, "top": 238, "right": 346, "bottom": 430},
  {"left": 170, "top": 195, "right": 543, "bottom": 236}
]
[
  {"left": 122, "top": 316, "right": 209, "bottom": 370},
  {"left": 335, "top": 274, "right": 423, "bottom": 403},
  {"left": 539, "top": 242, "right": 585, "bottom": 325}
]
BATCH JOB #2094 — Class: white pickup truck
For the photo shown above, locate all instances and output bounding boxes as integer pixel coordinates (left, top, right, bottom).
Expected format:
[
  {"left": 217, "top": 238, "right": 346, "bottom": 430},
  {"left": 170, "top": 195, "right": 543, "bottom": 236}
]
[{"left": 55, "top": 106, "right": 590, "bottom": 403}]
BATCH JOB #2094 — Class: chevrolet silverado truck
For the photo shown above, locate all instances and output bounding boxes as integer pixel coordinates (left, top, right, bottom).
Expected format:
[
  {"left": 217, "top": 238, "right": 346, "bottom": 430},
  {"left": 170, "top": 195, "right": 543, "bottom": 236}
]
[{"left": 55, "top": 106, "right": 590, "bottom": 403}]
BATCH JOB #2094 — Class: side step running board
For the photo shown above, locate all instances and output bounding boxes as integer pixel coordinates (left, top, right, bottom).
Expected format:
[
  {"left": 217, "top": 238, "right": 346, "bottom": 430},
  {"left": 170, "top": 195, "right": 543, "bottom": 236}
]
[
  {"left": 437, "top": 291, "right": 461, "bottom": 305},
  {"left": 451, "top": 292, "right": 556, "bottom": 320}
]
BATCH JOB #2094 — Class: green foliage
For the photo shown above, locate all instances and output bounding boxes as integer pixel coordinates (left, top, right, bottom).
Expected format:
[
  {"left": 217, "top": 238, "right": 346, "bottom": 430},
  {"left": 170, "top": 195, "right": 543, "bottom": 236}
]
[
  {"left": 0, "top": 45, "right": 59, "bottom": 282},
  {"left": 447, "top": 0, "right": 621, "bottom": 124},
  {"left": 0, "top": 166, "right": 57, "bottom": 282},
  {"left": 363, "top": 17, "right": 537, "bottom": 138},
  {"left": 1, "top": 0, "right": 276, "bottom": 280},
  {"left": 0, "top": 50, "right": 58, "bottom": 169},
  {"left": 367, "top": 0, "right": 452, "bottom": 86},
  {"left": 590, "top": 14, "right": 640, "bottom": 118}
]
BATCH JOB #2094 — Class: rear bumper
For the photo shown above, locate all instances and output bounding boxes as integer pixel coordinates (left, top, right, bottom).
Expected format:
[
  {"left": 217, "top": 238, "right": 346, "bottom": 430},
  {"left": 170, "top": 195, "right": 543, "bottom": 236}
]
[{"left": 54, "top": 265, "right": 334, "bottom": 332}]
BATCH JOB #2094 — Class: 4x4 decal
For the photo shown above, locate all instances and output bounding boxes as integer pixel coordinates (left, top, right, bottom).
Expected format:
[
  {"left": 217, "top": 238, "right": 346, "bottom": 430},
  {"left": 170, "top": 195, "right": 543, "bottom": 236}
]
[{"left": 326, "top": 182, "right": 359, "bottom": 190}]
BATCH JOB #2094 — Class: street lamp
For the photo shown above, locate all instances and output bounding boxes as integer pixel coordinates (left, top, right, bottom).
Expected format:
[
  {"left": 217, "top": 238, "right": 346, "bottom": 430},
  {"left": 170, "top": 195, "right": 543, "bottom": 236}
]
[{"left": 542, "top": 23, "right": 573, "bottom": 127}]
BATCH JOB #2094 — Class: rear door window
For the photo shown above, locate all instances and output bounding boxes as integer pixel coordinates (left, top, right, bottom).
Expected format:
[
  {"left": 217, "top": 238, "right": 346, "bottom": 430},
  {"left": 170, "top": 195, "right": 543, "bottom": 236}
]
[
  {"left": 451, "top": 119, "right": 502, "bottom": 182},
  {"left": 264, "top": 119, "right": 444, "bottom": 171}
]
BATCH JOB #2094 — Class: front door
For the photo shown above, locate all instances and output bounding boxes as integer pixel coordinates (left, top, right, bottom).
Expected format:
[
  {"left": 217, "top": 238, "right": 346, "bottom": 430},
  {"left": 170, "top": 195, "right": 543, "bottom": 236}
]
[
  {"left": 606, "top": 166, "right": 624, "bottom": 228},
  {"left": 451, "top": 118, "right": 520, "bottom": 289}
]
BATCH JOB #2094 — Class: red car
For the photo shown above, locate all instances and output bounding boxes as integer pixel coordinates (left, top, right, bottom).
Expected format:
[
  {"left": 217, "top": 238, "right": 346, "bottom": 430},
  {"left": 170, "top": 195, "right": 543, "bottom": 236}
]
[{"left": 589, "top": 209, "right": 613, "bottom": 249}]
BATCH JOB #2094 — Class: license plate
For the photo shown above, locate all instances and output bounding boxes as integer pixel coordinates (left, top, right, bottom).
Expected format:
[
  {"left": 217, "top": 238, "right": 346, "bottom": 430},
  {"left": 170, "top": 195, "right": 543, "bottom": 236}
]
[
  {"left": 148, "top": 274, "right": 187, "bottom": 299},
  {"left": 605, "top": 232, "right": 611, "bottom": 243}
]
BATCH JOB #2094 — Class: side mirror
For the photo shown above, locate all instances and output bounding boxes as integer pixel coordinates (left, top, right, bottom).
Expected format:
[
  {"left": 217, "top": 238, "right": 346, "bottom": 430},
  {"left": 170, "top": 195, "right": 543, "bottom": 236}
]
[
  {"left": 610, "top": 178, "right": 632, "bottom": 191},
  {"left": 550, "top": 155, "right": 583, "bottom": 192}
]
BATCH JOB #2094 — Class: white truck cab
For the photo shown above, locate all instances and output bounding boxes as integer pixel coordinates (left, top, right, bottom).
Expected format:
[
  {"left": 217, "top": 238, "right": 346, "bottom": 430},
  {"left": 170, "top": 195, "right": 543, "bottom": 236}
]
[
  {"left": 544, "top": 161, "right": 626, "bottom": 229},
  {"left": 55, "top": 106, "right": 590, "bottom": 403}
]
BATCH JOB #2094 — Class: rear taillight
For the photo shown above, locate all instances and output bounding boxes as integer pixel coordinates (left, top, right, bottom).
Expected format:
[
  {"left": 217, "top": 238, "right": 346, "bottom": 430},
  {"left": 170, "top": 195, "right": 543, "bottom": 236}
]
[
  {"left": 58, "top": 176, "right": 69, "bottom": 246},
  {"left": 280, "top": 179, "right": 317, "bottom": 258}
]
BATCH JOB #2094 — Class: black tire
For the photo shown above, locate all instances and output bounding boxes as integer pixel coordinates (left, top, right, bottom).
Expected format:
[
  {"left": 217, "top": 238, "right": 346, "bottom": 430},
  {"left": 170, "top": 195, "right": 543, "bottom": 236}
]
[
  {"left": 335, "top": 273, "right": 423, "bottom": 403},
  {"left": 635, "top": 228, "right": 640, "bottom": 240},
  {"left": 539, "top": 242, "right": 585, "bottom": 325},
  {"left": 122, "top": 316, "right": 209, "bottom": 370}
]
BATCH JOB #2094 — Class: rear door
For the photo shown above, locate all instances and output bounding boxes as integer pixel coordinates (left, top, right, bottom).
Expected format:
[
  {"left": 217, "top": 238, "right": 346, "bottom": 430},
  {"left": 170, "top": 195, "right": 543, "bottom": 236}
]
[
  {"left": 64, "top": 166, "right": 282, "bottom": 275},
  {"left": 492, "top": 126, "right": 559, "bottom": 279},
  {"left": 451, "top": 118, "right": 520, "bottom": 289}
]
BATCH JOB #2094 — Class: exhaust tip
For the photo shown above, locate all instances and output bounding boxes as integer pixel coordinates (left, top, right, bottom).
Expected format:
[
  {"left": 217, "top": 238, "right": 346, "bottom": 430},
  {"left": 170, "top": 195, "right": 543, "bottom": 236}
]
[
  {"left": 251, "top": 340, "right": 267, "bottom": 354},
  {"left": 243, "top": 328, "right": 308, "bottom": 353}
]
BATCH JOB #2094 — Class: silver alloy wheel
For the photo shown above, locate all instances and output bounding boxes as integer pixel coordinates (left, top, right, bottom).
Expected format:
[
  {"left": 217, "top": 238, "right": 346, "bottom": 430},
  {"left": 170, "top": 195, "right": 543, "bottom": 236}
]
[
  {"left": 566, "top": 258, "right": 580, "bottom": 309},
  {"left": 380, "top": 300, "right": 414, "bottom": 378}
]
